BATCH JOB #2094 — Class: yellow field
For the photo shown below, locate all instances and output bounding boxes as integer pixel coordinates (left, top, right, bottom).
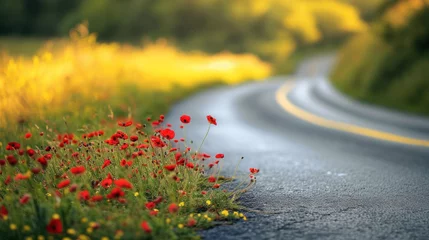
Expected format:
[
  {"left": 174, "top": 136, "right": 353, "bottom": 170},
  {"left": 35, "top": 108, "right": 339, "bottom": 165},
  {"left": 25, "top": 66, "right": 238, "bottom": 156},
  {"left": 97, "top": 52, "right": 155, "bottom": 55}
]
[{"left": 0, "top": 24, "right": 271, "bottom": 127}]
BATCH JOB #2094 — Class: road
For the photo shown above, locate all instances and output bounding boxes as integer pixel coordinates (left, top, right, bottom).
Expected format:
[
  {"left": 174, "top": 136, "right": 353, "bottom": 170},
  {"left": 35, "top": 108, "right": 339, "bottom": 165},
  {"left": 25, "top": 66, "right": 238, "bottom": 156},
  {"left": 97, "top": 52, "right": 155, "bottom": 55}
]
[{"left": 166, "top": 55, "right": 429, "bottom": 240}]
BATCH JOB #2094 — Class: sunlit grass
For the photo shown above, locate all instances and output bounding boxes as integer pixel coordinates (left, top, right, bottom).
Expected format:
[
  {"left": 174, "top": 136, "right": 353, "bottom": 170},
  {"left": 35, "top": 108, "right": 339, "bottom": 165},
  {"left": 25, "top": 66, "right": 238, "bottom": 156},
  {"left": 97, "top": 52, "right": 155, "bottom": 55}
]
[{"left": 0, "top": 23, "right": 271, "bottom": 129}]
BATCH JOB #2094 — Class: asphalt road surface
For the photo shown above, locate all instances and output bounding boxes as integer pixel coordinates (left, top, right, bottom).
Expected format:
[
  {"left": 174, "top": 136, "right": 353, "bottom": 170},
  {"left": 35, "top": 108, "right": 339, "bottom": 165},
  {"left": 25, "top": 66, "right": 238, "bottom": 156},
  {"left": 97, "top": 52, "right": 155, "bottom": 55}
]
[{"left": 166, "top": 55, "right": 429, "bottom": 240}]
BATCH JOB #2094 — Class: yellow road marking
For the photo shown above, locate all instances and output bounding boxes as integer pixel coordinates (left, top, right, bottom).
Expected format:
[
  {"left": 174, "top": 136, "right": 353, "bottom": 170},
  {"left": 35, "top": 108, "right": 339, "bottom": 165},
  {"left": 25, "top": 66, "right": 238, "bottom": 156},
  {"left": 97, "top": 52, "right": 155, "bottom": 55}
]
[{"left": 275, "top": 81, "right": 429, "bottom": 147}]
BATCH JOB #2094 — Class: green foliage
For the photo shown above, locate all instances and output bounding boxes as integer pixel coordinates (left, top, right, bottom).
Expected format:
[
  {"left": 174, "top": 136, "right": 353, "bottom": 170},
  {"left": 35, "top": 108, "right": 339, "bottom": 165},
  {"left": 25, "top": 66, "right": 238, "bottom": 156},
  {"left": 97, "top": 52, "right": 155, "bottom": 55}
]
[{"left": 332, "top": 3, "right": 429, "bottom": 115}]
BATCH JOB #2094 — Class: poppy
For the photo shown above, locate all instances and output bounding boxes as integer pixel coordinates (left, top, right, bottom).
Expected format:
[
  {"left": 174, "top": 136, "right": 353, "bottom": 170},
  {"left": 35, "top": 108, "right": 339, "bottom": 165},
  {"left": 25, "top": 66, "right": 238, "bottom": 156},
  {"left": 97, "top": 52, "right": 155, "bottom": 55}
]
[
  {"left": 78, "top": 190, "right": 90, "bottom": 201},
  {"left": 27, "top": 149, "right": 36, "bottom": 157},
  {"left": 0, "top": 159, "right": 5, "bottom": 166},
  {"left": 160, "top": 129, "right": 175, "bottom": 140},
  {"left": 118, "top": 120, "right": 133, "bottom": 127},
  {"left": 180, "top": 115, "right": 191, "bottom": 124},
  {"left": 208, "top": 176, "right": 216, "bottom": 183},
  {"left": 145, "top": 202, "right": 155, "bottom": 210},
  {"left": 114, "top": 179, "right": 133, "bottom": 189},
  {"left": 187, "top": 218, "right": 197, "bottom": 227},
  {"left": 150, "top": 136, "right": 165, "bottom": 148},
  {"left": 107, "top": 187, "right": 125, "bottom": 199},
  {"left": 57, "top": 179, "right": 71, "bottom": 189},
  {"left": 186, "top": 162, "right": 194, "bottom": 169},
  {"left": 6, "top": 142, "right": 20, "bottom": 150},
  {"left": 215, "top": 153, "right": 224, "bottom": 159},
  {"left": 24, "top": 132, "right": 32, "bottom": 139},
  {"left": 213, "top": 184, "right": 220, "bottom": 188},
  {"left": 46, "top": 217, "right": 63, "bottom": 234},
  {"left": 19, "top": 194, "right": 31, "bottom": 205},
  {"left": 31, "top": 168, "right": 41, "bottom": 174},
  {"left": 6, "top": 155, "right": 18, "bottom": 166},
  {"left": 249, "top": 168, "right": 260, "bottom": 174},
  {"left": 130, "top": 135, "right": 139, "bottom": 142},
  {"left": 70, "top": 166, "right": 86, "bottom": 175},
  {"left": 101, "top": 178, "right": 113, "bottom": 188},
  {"left": 141, "top": 221, "right": 152, "bottom": 234},
  {"left": 120, "top": 143, "right": 129, "bottom": 150},
  {"left": 0, "top": 205, "right": 8, "bottom": 219},
  {"left": 91, "top": 195, "right": 103, "bottom": 202},
  {"left": 120, "top": 159, "right": 127, "bottom": 167},
  {"left": 14, "top": 173, "right": 30, "bottom": 181},
  {"left": 206, "top": 115, "right": 217, "bottom": 125},
  {"left": 164, "top": 164, "right": 176, "bottom": 172},
  {"left": 102, "top": 159, "right": 111, "bottom": 169},
  {"left": 153, "top": 196, "right": 163, "bottom": 204},
  {"left": 168, "top": 203, "right": 179, "bottom": 214}
]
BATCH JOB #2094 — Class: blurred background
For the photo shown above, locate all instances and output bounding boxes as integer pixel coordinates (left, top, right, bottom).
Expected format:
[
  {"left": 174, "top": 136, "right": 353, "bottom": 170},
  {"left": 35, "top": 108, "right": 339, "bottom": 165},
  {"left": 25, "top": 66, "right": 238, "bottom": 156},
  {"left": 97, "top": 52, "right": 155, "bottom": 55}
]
[{"left": 0, "top": 0, "right": 428, "bottom": 133}]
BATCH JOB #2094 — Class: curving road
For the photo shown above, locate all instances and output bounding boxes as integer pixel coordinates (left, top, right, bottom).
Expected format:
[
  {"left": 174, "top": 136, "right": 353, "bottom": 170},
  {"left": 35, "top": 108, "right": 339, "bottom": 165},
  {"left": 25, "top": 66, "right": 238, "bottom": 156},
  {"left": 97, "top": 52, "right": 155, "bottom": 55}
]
[{"left": 166, "top": 55, "right": 429, "bottom": 240}]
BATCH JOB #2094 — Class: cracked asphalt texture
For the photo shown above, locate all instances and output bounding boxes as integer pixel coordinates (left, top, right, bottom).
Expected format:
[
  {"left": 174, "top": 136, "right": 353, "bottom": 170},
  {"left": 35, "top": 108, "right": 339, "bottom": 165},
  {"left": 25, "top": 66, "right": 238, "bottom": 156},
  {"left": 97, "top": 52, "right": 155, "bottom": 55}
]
[{"left": 166, "top": 55, "right": 429, "bottom": 240}]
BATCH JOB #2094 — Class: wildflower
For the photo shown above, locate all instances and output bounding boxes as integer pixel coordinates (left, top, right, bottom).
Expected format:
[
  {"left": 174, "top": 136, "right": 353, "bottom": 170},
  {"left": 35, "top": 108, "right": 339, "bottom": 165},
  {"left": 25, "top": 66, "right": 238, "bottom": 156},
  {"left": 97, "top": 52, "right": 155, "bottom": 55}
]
[
  {"left": 160, "top": 128, "right": 175, "bottom": 140},
  {"left": 213, "top": 184, "right": 220, "bottom": 188},
  {"left": 57, "top": 179, "right": 71, "bottom": 189},
  {"left": 23, "top": 225, "right": 31, "bottom": 231},
  {"left": 186, "top": 162, "right": 194, "bottom": 169},
  {"left": 221, "top": 210, "right": 229, "bottom": 217},
  {"left": 130, "top": 135, "right": 139, "bottom": 142},
  {"left": 46, "top": 215, "right": 63, "bottom": 234},
  {"left": 118, "top": 120, "right": 133, "bottom": 127},
  {"left": 101, "top": 178, "right": 113, "bottom": 189},
  {"left": 6, "top": 142, "right": 20, "bottom": 150},
  {"left": 179, "top": 202, "right": 185, "bottom": 207},
  {"left": 70, "top": 166, "right": 86, "bottom": 175},
  {"left": 7, "top": 155, "right": 18, "bottom": 166},
  {"left": 101, "top": 159, "right": 111, "bottom": 169},
  {"left": 19, "top": 194, "right": 31, "bottom": 205},
  {"left": 15, "top": 173, "right": 30, "bottom": 181},
  {"left": 107, "top": 187, "right": 124, "bottom": 199},
  {"left": 10, "top": 224, "right": 17, "bottom": 230},
  {"left": 208, "top": 176, "right": 216, "bottom": 183},
  {"left": 151, "top": 136, "right": 166, "bottom": 148},
  {"left": 25, "top": 132, "right": 32, "bottom": 139},
  {"left": 206, "top": 115, "right": 217, "bottom": 125},
  {"left": 114, "top": 179, "right": 133, "bottom": 189},
  {"left": 145, "top": 202, "right": 156, "bottom": 210},
  {"left": 178, "top": 224, "right": 184, "bottom": 229},
  {"left": 187, "top": 218, "right": 197, "bottom": 227},
  {"left": 164, "top": 164, "right": 176, "bottom": 172},
  {"left": 153, "top": 196, "right": 163, "bottom": 204},
  {"left": 249, "top": 168, "right": 260, "bottom": 174},
  {"left": 141, "top": 221, "right": 152, "bottom": 234},
  {"left": 134, "top": 192, "right": 139, "bottom": 197},
  {"left": 180, "top": 114, "right": 191, "bottom": 124},
  {"left": 67, "top": 228, "right": 76, "bottom": 235},
  {"left": 206, "top": 200, "right": 211, "bottom": 206},
  {"left": 201, "top": 191, "right": 207, "bottom": 195},
  {"left": 166, "top": 218, "right": 171, "bottom": 224},
  {"left": 78, "top": 190, "right": 90, "bottom": 201},
  {"left": 91, "top": 195, "right": 103, "bottom": 202},
  {"left": 168, "top": 203, "right": 179, "bottom": 214},
  {"left": 215, "top": 153, "right": 224, "bottom": 159}
]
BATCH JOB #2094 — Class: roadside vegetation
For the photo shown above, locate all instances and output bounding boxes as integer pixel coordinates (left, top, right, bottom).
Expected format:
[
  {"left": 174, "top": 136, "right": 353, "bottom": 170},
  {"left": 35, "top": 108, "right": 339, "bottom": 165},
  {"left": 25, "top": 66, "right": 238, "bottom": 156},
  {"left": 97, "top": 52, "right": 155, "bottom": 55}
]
[{"left": 332, "top": 0, "right": 429, "bottom": 115}]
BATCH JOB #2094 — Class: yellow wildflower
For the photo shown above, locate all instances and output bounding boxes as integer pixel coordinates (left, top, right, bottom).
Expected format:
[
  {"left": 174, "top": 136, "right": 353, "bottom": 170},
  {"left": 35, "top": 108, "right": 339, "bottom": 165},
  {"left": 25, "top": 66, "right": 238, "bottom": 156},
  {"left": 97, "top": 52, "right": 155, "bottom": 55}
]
[
  {"left": 134, "top": 192, "right": 139, "bottom": 197},
  {"left": 67, "top": 228, "right": 76, "bottom": 235},
  {"left": 178, "top": 224, "right": 184, "bottom": 229},
  {"left": 81, "top": 217, "right": 88, "bottom": 223},
  {"left": 52, "top": 213, "right": 60, "bottom": 219},
  {"left": 23, "top": 225, "right": 31, "bottom": 231},
  {"left": 166, "top": 218, "right": 171, "bottom": 224},
  {"left": 179, "top": 202, "right": 185, "bottom": 207},
  {"left": 206, "top": 200, "right": 211, "bottom": 206},
  {"left": 10, "top": 224, "right": 17, "bottom": 230},
  {"left": 221, "top": 210, "right": 229, "bottom": 217},
  {"left": 25, "top": 237, "right": 33, "bottom": 240}
]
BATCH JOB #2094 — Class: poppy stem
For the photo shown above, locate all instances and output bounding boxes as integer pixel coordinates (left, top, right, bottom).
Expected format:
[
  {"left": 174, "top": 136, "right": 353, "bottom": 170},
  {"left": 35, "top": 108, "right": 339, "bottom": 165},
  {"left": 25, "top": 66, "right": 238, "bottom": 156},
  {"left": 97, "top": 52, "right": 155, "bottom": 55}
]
[{"left": 196, "top": 124, "right": 211, "bottom": 154}]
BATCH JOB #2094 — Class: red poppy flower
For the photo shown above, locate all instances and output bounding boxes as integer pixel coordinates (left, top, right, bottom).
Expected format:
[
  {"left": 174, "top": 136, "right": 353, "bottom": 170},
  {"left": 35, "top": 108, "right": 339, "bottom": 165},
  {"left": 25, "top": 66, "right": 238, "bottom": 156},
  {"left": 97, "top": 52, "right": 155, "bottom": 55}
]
[
  {"left": 70, "top": 166, "right": 85, "bottom": 175},
  {"left": 6, "top": 155, "right": 18, "bottom": 166},
  {"left": 151, "top": 136, "right": 166, "bottom": 148},
  {"left": 168, "top": 203, "right": 179, "bottom": 214},
  {"left": 120, "top": 143, "right": 129, "bottom": 150},
  {"left": 150, "top": 210, "right": 158, "bottom": 216},
  {"left": 0, "top": 159, "right": 5, "bottom": 166},
  {"left": 19, "top": 194, "right": 31, "bottom": 205},
  {"left": 141, "top": 221, "right": 152, "bottom": 234},
  {"left": 120, "top": 159, "right": 127, "bottom": 167},
  {"left": 249, "top": 168, "right": 260, "bottom": 174},
  {"left": 14, "top": 173, "right": 29, "bottom": 181},
  {"left": 186, "top": 162, "right": 194, "bottom": 169},
  {"left": 0, "top": 205, "right": 8, "bottom": 219},
  {"left": 114, "top": 179, "right": 133, "bottom": 189},
  {"left": 160, "top": 129, "right": 175, "bottom": 140},
  {"left": 208, "top": 176, "right": 216, "bottom": 183},
  {"left": 69, "top": 184, "right": 78, "bottom": 192},
  {"left": 78, "top": 190, "right": 90, "bottom": 201},
  {"left": 187, "top": 218, "right": 197, "bottom": 227},
  {"left": 118, "top": 120, "right": 133, "bottom": 127},
  {"left": 213, "top": 184, "right": 220, "bottom": 188},
  {"left": 130, "top": 135, "right": 139, "bottom": 142},
  {"left": 137, "top": 144, "right": 149, "bottom": 149},
  {"left": 91, "top": 195, "right": 103, "bottom": 202},
  {"left": 46, "top": 217, "right": 63, "bottom": 234},
  {"left": 180, "top": 114, "right": 191, "bottom": 124},
  {"left": 57, "top": 179, "right": 71, "bottom": 189},
  {"left": 215, "top": 153, "right": 224, "bottom": 159},
  {"left": 101, "top": 178, "right": 113, "bottom": 188},
  {"left": 107, "top": 187, "right": 125, "bottom": 199},
  {"left": 102, "top": 159, "right": 111, "bottom": 169},
  {"left": 145, "top": 202, "right": 156, "bottom": 210},
  {"left": 27, "top": 149, "right": 36, "bottom": 157},
  {"left": 153, "top": 196, "right": 163, "bottom": 204},
  {"left": 6, "top": 142, "right": 20, "bottom": 150},
  {"left": 24, "top": 132, "right": 32, "bottom": 139},
  {"left": 206, "top": 115, "right": 217, "bottom": 125},
  {"left": 164, "top": 164, "right": 176, "bottom": 172}
]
